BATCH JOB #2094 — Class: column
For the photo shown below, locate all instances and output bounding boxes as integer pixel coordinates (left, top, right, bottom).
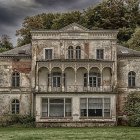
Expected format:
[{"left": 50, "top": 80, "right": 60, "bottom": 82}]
[
  {"left": 101, "top": 68, "right": 103, "bottom": 92},
  {"left": 87, "top": 65, "right": 90, "bottom": 91},
  {"left": 74, "top": 68, "right": 77, "bottom": 91},
  {"left": 36, "top": 63, "right": 39, "bottom": 91},
  {"left": 48, "top": 70, "right": 52, "bottom": 92},
  {"left": 62, "top": 70, "right": 65, "bottom": 92},
  {"left": 87, "top": 70, "right": 90, "bottom": 91}
]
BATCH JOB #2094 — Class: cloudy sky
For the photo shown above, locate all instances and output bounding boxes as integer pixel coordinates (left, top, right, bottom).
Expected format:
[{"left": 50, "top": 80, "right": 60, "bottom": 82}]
[{"left": 0, "top": 0, "right": 101, "bottom": 46}]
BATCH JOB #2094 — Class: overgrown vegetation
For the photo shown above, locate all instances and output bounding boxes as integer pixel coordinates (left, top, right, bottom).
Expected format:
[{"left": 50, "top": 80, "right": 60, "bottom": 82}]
[
  {"left": 125, "top": 92, "right": 140, "bottom": 127},
  {"left": 16, "top": 0, "right": 140, "bottom": 49},
  {"left": 0, "top": 114, "right": 35, "bottom": 127}
]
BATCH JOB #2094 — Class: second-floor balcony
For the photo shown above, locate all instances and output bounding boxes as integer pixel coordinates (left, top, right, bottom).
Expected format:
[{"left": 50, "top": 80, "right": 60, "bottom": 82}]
[
  {"left": 36, "top": 85, "right": 113, "bottom": 93},
  {"left": 35, "top": 60, "right": 115, "bottom": 93}
]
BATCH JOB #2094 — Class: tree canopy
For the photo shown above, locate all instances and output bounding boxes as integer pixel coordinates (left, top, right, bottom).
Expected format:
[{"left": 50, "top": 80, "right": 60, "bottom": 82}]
[
  {"left": 0, "top": 35, "right": 13, "bottom": 53},
  {"left": 16, "top": 0, "right": 140, "bottom": 49}
]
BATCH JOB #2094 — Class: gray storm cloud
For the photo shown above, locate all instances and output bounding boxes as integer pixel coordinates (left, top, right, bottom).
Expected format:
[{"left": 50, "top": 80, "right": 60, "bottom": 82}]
[{"left": 0, "top": 0, "right": 101, "bottom": 45}]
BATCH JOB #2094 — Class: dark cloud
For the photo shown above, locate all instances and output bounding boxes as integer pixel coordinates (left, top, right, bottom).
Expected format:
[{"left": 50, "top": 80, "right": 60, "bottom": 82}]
[
  {"left": 35, "top": 0, "right": 100, "bottom": 10},
  {"left": 0, "top": 0, "right": 101, "bottom": 46}
]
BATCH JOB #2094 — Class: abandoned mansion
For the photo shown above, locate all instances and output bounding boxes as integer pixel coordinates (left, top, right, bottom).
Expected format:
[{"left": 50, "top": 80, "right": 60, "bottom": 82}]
[{"left": 0, "top": 23, "right": 140, "bottom": 127}]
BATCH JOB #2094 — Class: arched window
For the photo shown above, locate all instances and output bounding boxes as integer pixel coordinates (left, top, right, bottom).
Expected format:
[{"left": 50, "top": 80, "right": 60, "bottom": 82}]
[
  {"left": 128, "top": 71, "right": 136, "bottom": 87},
  {"left": 12, "top": 72, "right": 20, "bottom": 87},
  {"left": 68, "top": 46, "right": 74, "bottom": 59},
  {"left": 76, "top": 46, "right": 81, "bottom": 59},
  {"left": 11, "top": 99, "right": 20, "bottom": 114}
]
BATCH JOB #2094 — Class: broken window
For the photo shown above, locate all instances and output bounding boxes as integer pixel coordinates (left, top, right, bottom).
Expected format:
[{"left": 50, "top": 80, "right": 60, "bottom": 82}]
[{"left": 80, "top": 98, "right": 111, "bottom": 118}]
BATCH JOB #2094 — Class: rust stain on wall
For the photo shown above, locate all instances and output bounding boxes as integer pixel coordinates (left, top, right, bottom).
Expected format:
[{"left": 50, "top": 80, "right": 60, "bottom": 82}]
[
  {"left": 84, "top": 43, "right": 89, "bottom": 59},
  {"left": 12, "top": 61, "right": 31, "bottom": 73}
]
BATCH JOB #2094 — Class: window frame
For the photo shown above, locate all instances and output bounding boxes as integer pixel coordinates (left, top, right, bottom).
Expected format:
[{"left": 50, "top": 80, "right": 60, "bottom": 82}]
[
  {"left": 44, "top": 48, "right": 53, "bottom": 60},
  {"left": 41, "top": 98, "right": 72, "bottom": 118},
  {"left": 80, "top": 98, "right": 111, "bottom": 118},
  {"left": 11, "top": 99, "right": 20, "bottom": 114},
  {"left": 128, "top": 71, "right": 136, "bottom": 88},
  {"left": 11, "top": 71, "right": 20, "bottom": 88},
  {"left": 76, "top": 46, "right": 81, "bottom": 59},
  {"left": 68, "top": 46, "right": 74, "bottom": 59},
  {"left": 96, "top": 49, "right": 104, "bottom": 60}
]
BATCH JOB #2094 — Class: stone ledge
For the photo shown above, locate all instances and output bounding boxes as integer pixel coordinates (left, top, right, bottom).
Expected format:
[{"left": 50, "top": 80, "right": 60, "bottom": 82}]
[{"left": 36, "top": 121, "right": 116, "bottom": 127}]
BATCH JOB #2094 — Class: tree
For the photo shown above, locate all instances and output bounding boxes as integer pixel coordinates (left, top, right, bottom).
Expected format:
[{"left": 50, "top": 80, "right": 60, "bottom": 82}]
[
  {"left": 126, "top": 27, "right": 140, "bottom": 50},
  {"left": 125, "top": 92, "right": 140, "bottom": 126},
  {"left": 0, "top": 35, "right": 13, "bottom": 52},
  {"left": 16, "top": 13, "right": 61, "bottom": 47},
  {"left": 16, "top": 0, "right": 140, "bottom": 48}
]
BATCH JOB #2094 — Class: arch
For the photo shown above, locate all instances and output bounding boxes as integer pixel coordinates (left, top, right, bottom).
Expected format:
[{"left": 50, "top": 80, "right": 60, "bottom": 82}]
[
  {"left": 64, "top": 67, "right": 75, "bottom": 92},
  {"left": 89, "top": 67, "right": 101, "bottom": 88},
  {"left": 12, "top": 71, "right": 20, "bottom": 87},
  {"left": 51, "top": 67, "right": 62, "bottom": 73},
  {"left": 77, "top": 67, "right": 88, "bottom": 91},
  {"left": 76, "top": 46, "right": 81, "bottom": 59},
  {"left": 102, "top": 67, "right": 112, "bottom": 87},
  {"left": 51, "top": 67, "right": 62, "bottom": 89},
  {"left": 68, "top": 46, "right": 74, "bottom": 59},
  {"left": 89, "top": 67, "right": 100, "bottom": 73},
  {"left": 38, "top": 67, "right": 49, "bottom": 91},
  {"left": 128, "top": 71, "right": 136, "bottom": 87},
  {"left": 11, "top": 99, "right": 20, "bottom": 114}
]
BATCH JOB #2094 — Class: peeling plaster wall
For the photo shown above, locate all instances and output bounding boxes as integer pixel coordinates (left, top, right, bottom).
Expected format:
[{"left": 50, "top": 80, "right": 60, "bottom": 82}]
[
  {"left": 35, "top": 93, "right": 116, "bottom": 123},
  {"left": 117, "top": 57, "right": 140, "bottom": 115},
  {"left": 118, "top": 58, "right": 140, "bottom": 89},
  {"left": 0, "top": 58, "right": 31, "bottom": 116},
  {"left": 34, "top": 40, "right": 116, "bottom": 61},
  {"left": 0, "top": 93, "right": 31, "bottom": 115}
]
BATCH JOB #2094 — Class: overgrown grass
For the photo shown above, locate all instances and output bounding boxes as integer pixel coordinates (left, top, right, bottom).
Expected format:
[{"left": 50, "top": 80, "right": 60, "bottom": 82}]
[{"left": 0, "top": 127, "right": 140, "bottom": 140}]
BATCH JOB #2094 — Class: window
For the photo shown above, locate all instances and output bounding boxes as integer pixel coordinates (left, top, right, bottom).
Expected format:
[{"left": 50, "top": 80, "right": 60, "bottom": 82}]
[
  {"left": 76, "top": 46, "right": 81, "bottom": 59},
  {"left": 96, "top": 49, "right": 104, "bottom": 59},
  {"left": 11, "top": 99, "right": 20, "bottom": 114},
  {"left": 80, "top": 98, "right": 111, "bottom": 118},
  {"left": 84, "top": 73, "right": 101, "bottom": 87},
  {"left": 45, "top": 49, "right": 52, "bottom": 60},
  {"left": 68, "top": 46, "right": 74, "bottom": 59},
  {"left": 52, "top": 73, "right": 61, "bottom": 87},
  {"left": 41, "top": 98, "right": 72, "bottom": 118},
  {"left": 42, "top": 99, "right": 48, "bottom": 117},
  {"left": 88, "top": 98, "right": 103, "bottom": 117},
  {"left": 128, "top": 71, "right": 136, "bottom": 87},
  {"left": 84, "top": 73, "right": 88, "bottom": 87},
  {"left": 89, "top": 73, "right": 101, "bottom": 87},
  {"left": 12, "top": 72, "right": 20, "bottom": 87}
]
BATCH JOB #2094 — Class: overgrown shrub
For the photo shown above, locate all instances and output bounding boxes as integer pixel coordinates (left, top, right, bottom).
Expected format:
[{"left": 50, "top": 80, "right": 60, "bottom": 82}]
[
  {"left": 125, "top": 92, "right": 140, "bottom": 127},
  {"left": 0, "top": 114, "right": 35, "bottom": 127}
]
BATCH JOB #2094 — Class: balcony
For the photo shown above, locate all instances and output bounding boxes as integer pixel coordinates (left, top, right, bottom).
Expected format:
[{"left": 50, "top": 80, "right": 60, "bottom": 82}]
[{"left": 36, "top": 85, "right": 113, "bottom": 93}]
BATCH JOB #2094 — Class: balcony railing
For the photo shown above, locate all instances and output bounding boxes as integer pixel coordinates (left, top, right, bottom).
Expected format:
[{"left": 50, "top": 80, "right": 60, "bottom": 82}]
[{"left": 37, "top": 85, "right": 113, "bottom": 93}]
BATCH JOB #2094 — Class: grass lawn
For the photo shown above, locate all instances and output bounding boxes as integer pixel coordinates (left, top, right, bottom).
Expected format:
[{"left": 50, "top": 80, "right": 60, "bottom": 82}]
[{"left": 0, "top": 126, "right": 140, "bottom": 140}]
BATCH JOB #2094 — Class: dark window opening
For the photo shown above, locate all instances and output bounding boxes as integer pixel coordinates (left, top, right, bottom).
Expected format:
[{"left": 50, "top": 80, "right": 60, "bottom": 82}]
[
  {"left": 96, "top": 49, "right": 104, "bottom": 59},
  {"left": 12, "top": 72, "right": 20, "bottom": 87}
]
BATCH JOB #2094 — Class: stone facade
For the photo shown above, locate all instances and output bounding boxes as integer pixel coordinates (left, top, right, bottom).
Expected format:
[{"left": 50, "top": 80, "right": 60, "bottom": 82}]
[{"left": 0, "top": 23, "right": 140, "bottom": 127}]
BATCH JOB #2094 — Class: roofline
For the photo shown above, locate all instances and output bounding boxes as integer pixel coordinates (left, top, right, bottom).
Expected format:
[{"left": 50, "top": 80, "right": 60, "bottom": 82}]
[
  {"left": 30, "top": 30, "right": 119, "bottom": 33},
  {"left": 0, "top": 55, "right": 31, "bottom": 58}
]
